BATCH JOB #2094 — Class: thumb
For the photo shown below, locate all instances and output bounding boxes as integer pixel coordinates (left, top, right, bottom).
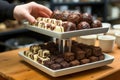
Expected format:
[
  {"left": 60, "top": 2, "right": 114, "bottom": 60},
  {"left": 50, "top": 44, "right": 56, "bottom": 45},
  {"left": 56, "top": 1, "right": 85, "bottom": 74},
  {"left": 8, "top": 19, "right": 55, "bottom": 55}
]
[{"left": 24, "top": 13, "right": 36, "bottom": 23}]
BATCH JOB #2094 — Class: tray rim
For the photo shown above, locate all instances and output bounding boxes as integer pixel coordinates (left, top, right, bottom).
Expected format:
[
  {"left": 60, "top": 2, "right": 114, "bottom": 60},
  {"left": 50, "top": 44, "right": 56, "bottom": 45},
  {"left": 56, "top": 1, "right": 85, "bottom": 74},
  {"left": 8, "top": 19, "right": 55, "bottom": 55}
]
[
  {"left": 24, "top": 22, "right": 110, "bottom": 39},
  {"left": 18, "top": 51, "right": 114, "bottom": 77}
]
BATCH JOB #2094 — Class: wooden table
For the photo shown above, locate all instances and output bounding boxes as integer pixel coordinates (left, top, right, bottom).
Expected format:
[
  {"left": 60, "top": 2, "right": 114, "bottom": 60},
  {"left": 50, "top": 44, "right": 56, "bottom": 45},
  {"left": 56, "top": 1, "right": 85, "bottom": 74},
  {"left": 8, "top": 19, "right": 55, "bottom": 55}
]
[{"left": 0, "top": 44, "right": 120, "bottom": 80}]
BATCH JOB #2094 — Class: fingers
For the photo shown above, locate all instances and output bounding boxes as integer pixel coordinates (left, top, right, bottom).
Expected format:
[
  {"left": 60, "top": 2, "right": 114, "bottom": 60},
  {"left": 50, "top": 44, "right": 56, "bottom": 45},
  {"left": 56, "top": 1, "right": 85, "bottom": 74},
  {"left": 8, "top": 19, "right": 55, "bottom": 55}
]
[
  {"left": 37, "top": 4, "right": 52, "bottom": 17},
  {"left": 30, "top": 2, "right": 52, "bottom": 17},
  {"left": 37, "top": 11, "right": 50, "bottom": 18},
  {"left": 24, "top": 12, "right": 36, "bottom": 23}
]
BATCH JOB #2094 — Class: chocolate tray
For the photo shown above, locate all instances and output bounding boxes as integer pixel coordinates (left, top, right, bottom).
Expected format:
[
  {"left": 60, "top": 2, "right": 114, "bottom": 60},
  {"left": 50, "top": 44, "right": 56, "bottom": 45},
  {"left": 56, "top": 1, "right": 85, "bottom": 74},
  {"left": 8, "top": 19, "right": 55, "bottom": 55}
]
[
  {"left": 24, "top": 22, "right": 110, "bottom": 39},
  {"left": 19, "top": 52, "right": 114, "bottom": 77}
]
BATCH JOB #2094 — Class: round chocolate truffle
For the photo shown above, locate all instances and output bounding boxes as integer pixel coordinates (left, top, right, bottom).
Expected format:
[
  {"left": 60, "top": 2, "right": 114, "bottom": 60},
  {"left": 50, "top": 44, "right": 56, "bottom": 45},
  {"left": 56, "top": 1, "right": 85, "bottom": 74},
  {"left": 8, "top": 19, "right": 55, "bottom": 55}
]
[
  {"left": 67, "top": 12, "right": 82, "bottom": 24},
  {"left": 51, "top": 10, "right": 62, "bottom": 20},
  {"left": 82, "top": 13, "right": 93, "bottom": 24},
  {"left": 61, "top": 11, "right": 71, "bottom": 21},
  {"left": 62, "top": 21, "right": 76, "bottom": 31},
  {"left": 91, "top": 20, "right": 102, "bottom": 28},
  {"left": 77, "top": 21, "right": 90, "bottom": 30}
]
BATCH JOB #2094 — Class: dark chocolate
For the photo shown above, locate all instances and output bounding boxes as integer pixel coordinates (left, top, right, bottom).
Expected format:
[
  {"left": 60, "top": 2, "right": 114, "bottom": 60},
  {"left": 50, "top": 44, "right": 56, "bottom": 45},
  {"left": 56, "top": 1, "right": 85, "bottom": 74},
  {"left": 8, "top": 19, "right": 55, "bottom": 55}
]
[
  {"left": 77, "top": 21, "right": 90, "bottom": 30},
  {"left": 80, "top": 59, "right": 90, "bottom": 64},
  {"left": 75, "top": 50, "right": 86, "bottom": 60},
  {"left": 60, "top": 61, "right": 70, "bottom": 68},
  {"left": 64, "top": 52, "right": 75, "bottom": 62},
  {"left": 92, "top": 20, "right": 102, "bottom": 28},
  {"left": 82, "top": 13, "right": 93, "bottom": 24},
  {"left": 55, "top": 58, "right": 64, "bottom": 63},
  {"left": 50, "top": 64, "right": 61, "bottom": 70},
  {"left": 44, "top": 60, "right": 55, "bottom": 67},
  {"left": 89, "top": 56, "right": 99, "bottom": 62},
  {"left": 99, "top": 55, "right": 105, "bottom": 60},
  {"left": 70, "top": 60, "right": 80, "bottom": 66},
  {"left": 62, "top": 21, "right": 76, "bottom": 31},
  {"left": 67, "top": 12, "right": 82, "bottom": 24}
]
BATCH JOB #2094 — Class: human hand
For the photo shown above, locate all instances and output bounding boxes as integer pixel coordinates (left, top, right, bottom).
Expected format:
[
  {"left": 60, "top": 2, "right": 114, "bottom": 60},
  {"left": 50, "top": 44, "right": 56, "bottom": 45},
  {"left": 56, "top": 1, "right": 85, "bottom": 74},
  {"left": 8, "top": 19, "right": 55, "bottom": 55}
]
[{"left": 13, "top": 2, "right": 52, "bottom": 23}]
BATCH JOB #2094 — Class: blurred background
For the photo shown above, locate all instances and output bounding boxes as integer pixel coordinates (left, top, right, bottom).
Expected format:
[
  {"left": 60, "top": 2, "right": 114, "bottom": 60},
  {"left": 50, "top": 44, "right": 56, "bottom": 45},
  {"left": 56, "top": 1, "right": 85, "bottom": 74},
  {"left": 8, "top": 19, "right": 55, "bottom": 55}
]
[{"left": 0, "top": 0, "right": 120, "bottom": 52}]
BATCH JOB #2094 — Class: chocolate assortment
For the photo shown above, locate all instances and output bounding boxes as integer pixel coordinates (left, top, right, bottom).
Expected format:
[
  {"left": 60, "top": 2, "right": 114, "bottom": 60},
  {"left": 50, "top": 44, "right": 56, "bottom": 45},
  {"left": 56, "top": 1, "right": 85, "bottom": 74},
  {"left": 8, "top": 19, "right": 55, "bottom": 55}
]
[
  {"left": 30, "top": 10, "right": 102, "bottom": 32},
  {"left": 23, "top": 41, "right": 105, "bottom": 70}
]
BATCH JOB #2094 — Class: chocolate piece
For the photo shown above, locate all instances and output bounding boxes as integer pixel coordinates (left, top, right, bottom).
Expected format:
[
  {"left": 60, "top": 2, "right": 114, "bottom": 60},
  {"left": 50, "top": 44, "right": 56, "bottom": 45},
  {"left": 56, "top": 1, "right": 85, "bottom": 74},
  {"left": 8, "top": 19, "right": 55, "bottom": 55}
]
[
  {"left": 99, "top": 55, "right": 105, "bottom": 60},
  {"left": 70, "top": 60, "right": 80, "bottom": 66},
  {"left": 55, "top": 58, "right": 64, "bottom": 63},
  {"left": 24, "top": 51, "right": 30, "bottom": 56},
  {"left": 38, "top": 49, "right": 50, "bottom": 58},
  {"left": 30, "top": 45, "right": 41, "bottom": 54},
  {"left": 61, "top": 11, "right": 71, "bottom": 21},
  {"left": 60, "top": 61, "right": 70, "bottom": 68},
  {"left": 89, "top": 56, "right": 99, "bottom": 62},
  {"left": 64, "top": 52, "right": 75, "bottom": 62},
  {"left": 71, "top": 45, "right": 81, "bottom": 53},
  {"left": 44, "top": 60, "right": 55, "bottom": 67},
  {"left": 92, "top": 20, "right": 102, "bottom": 28},
  {"left": 67, "top": 12, "right": 82, "bottom": 24},
  {"left": 84, "top": 48, "right": 92, "bottom": 58},
  {"left": 46, "top": 23, "right": 52, "bottom": 29},
  {"left": 80, "top": 59, "right": 90, "bottom": 64},
  {"left": 51, "top": 10, "right": 62, "bottom": 20},
  {"left": 39, "top": 44, "right": 47, "bottom": 50},
  {"left": 42, "top": 50, "right": 50, "bottom": 58},
  {"left": 92, "top": 47, "right": 102, "bottom": 57},
  {"left": 75, "top": 50, "right": 86, "bottom": 60},
  {"left": 37, "top": 57, "right": 50, "bottom": 64},
  {"left": 50, "top": 64, "right": 61, "bottom": 70},
  {"left": 82, "top": 13, "right": 93, "bottom": 24},
  {"left": 77, "top": 21, "right": 90, "bottom": 30},
  {"left": 49, "top": 55, "right": 58, "bottom": 61},
  {"left": 38, "top": 49, "right": 43, "bottom": 57},
  {"left": 29, "top": 54, "right": 38, "bottom": 61},
  {"left": 62, "top": 21, "right": 76, "bottom": 31}
]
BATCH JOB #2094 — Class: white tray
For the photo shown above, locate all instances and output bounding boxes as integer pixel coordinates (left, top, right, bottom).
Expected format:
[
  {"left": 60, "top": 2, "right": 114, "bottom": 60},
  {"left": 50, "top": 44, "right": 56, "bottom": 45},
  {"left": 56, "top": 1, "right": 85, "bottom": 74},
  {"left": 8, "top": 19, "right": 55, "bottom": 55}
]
[
  {"left": 24, "top": 22, "right": 109, "bottom": 39},
  {"left": 19, "top": 52, "right": 114, "bottom": 77}
]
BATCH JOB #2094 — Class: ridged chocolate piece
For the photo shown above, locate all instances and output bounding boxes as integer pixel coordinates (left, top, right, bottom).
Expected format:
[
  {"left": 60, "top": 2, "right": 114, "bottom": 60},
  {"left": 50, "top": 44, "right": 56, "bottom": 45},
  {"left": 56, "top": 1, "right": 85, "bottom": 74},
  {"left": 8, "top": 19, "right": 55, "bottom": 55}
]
[
  {"left": 50, "top": 64, "right": 61, "bottom": 70},
  {"left": 80, "top": 59, "right": 90, "bottom": 64},
  {"left": 75, "top": 50, "right": 86, "bottom": 60},
  {"left": 89, "top": 56, "right": 99, "bottom": 62},
  {"left": 70, "top": 60, "right": 80, "bottom": 66},
  {"left": 64, "top": 52, "right": 75, "bottom": 62},
  {"left": 60, "top": 61, "right": 70, "bottom": 68}
]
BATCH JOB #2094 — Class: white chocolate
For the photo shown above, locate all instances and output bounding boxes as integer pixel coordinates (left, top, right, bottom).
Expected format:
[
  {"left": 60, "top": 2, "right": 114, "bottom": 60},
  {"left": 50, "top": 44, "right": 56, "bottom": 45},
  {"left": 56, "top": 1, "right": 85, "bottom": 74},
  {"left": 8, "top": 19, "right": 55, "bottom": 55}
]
[
  {"left": 38, "top": 49, "right": 43, "bottom": 57},
  {"left": 42, "top": 50, "right": 50, "bottom": 58},
  {"left": 37, "top": 57, "right": 50, "bottom": 64}
]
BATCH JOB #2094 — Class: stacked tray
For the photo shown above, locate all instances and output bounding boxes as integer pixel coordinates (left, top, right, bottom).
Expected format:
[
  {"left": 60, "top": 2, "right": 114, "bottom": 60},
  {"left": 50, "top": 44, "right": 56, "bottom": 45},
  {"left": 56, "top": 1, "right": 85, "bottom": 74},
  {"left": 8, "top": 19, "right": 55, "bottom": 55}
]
[
  {"left": 24, "top": 22, "right": 109, "bottom": 39},
  {"left": 19, "top": 22, "right": 114, "bottom": 77}
]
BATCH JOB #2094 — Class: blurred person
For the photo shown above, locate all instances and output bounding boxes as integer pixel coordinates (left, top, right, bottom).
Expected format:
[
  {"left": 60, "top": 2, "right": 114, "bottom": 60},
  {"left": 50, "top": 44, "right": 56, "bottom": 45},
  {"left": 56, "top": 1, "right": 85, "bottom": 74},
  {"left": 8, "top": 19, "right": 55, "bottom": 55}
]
[{"left": 0, "top": 0, "right": 52, "bottom": 23}]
